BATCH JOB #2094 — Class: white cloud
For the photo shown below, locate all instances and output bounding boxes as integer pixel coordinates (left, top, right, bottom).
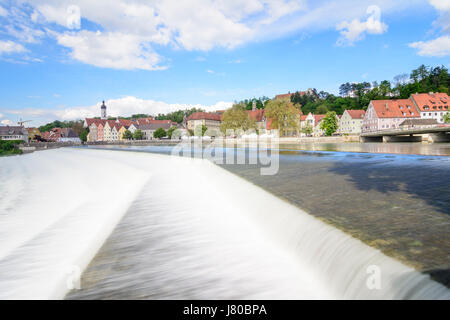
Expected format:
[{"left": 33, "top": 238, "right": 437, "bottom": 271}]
[
  {"left": 1, "top": 119, "right": 13, "bottom": 125},
  {"left": 429, "top": 0, "right": 450, "bottom": 11},
  {"left": 409, "top": 35, "right": 450, "bottom": 57},
  {"left": 56, "top": 31, "right": 166, "bottom": 70},
  {"left": 0, "top": 1, "right": 424, "bottom": 69},
  {"left": 0, "top": 113, "right": 3, "bottom": 118},
  {"left": 0, "top": 6, "right": 8, "bottom": 17},
  {"left": 408, "top": 1, "right": 450, "bottom": 57},
  {"left": 6, "top": 96, "right": 233, "bottom": 124},
  {"left": 336, "top": 5, "right": 388, "bottom": 46},
  {"left": 0, "top": 40, "right": 27, "bottom": 55}
]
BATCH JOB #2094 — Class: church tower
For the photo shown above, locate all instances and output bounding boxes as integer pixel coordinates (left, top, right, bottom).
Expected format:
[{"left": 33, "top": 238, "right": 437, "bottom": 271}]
[{"left": 101, "top": 101, "right": 107, "bottom": 119}]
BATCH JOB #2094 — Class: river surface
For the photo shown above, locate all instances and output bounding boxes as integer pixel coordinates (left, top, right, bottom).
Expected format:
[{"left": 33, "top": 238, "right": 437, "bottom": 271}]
[{"left": 1, "top": 144, "right": 449, "bottom": 299}]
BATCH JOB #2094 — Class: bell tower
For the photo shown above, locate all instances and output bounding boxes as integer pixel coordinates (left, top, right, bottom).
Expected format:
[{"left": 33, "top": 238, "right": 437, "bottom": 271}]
[{"left": 101, "top": 101, "right": 107, "bottom": 119}]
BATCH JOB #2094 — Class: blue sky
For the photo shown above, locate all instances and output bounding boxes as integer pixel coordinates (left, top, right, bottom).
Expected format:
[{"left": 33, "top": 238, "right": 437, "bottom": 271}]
[{"left": 0, "top": 0, "right": 449, "bottom": 126}]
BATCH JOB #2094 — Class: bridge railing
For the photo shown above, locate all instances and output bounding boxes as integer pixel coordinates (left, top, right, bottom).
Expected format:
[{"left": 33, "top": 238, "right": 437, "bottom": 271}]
[{"left": 362, "top": 124, "right": 449, "bottom": 136}]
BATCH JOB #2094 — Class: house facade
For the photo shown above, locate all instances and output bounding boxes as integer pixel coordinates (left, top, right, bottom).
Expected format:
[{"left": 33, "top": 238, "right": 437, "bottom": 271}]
[
  {"left": 27, "top": 127, "right": 41, "bottom": 141},
  {"left": 0, "top": 126, "right": 28, "bottom": 142},
  {"left": 339, "top": 110, "right": 366, "bottom": 135},
  {"left": 138, "top": 120, "right": 176, "bottom": 140},
  {"left": 410, "top": 92, "right": 449, "bottom": 123},
  {"left": 248, "top": 108, "right": 266, "bottom": 131},
  {"left": 362, "top": 99, "right": 420, "bottom": 133},
  {"left": 59, "top": 128, "right": 81, "bottom": 143},
  {"left": 187, "top": 112, "right": 222, "bottom": 131}
]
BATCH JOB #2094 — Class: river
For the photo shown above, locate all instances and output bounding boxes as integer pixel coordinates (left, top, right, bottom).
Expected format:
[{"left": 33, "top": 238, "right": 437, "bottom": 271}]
[{"left": 0, "top": 143, "right": 449, "bottom": 299}]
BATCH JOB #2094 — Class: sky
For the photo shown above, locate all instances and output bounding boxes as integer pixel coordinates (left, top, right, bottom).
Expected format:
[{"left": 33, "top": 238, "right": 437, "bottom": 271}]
[{"left": 0, "top": 0, "right": 449, "bottom": 126}]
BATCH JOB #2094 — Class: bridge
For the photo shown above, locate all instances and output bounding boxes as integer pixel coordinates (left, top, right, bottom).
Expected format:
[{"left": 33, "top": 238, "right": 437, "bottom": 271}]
[{"left": 361, "top": 125, "right": 450, "bottom": 143}]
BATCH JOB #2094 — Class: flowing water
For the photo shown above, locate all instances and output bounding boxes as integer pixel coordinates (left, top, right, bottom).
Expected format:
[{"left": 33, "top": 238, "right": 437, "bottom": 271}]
[{"left": 0, "top": 147, "right": 449, "bottom": 299}]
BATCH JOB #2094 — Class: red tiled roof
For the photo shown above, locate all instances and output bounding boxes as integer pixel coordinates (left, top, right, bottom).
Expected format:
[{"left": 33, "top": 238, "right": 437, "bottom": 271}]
[
  {"left": 371, "top": 99, "right": 420, "bottom": 118},
  {"left": 314, "top": 115, "right": 325, "bottom": 123},
  {"left": 345, "top": 109, "right": 366, "bottom": 119},
  {"left": 133, "top": 117, "right": 155, "bottom": 125},
  {"left": 410, "top": 92, "right": 450, "bottom": 112},
  {"left": 275, "top": 91, "right": 309, "bottom": 100},
  {"left": 300, "top": 115, "right": 308, "bottom": 121},
  {"left": 187, "top": 112, "right": 222, "bottom": 121},
  {"left": 248, "top": 109, "right": 265, "bottom": 122}
]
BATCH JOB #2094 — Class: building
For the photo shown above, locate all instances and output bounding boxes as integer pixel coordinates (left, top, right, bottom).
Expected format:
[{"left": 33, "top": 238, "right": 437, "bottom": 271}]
[
  {"left": 274, "top": 89, "right": 314, "bottom": 100},
  {"left": 313, "top": 114, "right": 326, "bottom": 137},
  {"left": 101, "top": 101, "right": 107, "bottom": 120},
  {"left": 0, "top": 126, "right": 28, "bottom": 142},
  {"left": 59, "top": 128, "right": 81, "bottom": 143},
  {"left": 248, "top": 108, "right": 266, "bottom": 131},
  {"left": 97, "top": 122, "right": 104, "bottom": 141},
  {"left": 399, "top": 118, "right": 438, "bottom": 129},
  {"left": 299, "top": 113, "right": 329, "bottom": 136},
  {"left": 138, "top": 120, "right": 176, "bottom": 140},
  {"left": 118, "top": 125, "right": 128, "bottom": 140},
  {"left": 27, "top": 127, "right": 41, "bottom": 141},
  {"left": 103, "top": 120, "right": 119, "bottom": 141},
  {"left": 362, "top": 99, "right": 420, "bottom": 133},
  {"left": 187, "top": 112, "right": 222, "bottom": 132},
  {"left": 133, "top": 117, "right": 155, "bottom": 126},
  {"left": 339, "top": 110, "right": 366, "bottom": 135},
  {"left": 410, "top": 92, "right": 449, "bottom": 124}
]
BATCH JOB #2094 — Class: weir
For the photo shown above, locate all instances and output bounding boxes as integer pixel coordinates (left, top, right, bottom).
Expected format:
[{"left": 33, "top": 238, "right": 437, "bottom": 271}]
[{"left": 0, "top": 149, "right": 449, "bottom": 299}]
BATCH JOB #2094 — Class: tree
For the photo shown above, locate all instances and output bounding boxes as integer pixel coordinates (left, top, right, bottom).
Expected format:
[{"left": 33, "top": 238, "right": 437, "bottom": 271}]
[
  {"left": 301, "top": 123, "right": 313, "bottom": 136},
  {"left": 123, "top": 130, "right": 133, "bottom": 140},
  {"left": 133, "top": 129, "right": 144, "bottom": 140},
  {"left": 194, "top": 125, "right": 208, "bottom": 136},
  {"left": 153, "top": 127, "right": 167, "bottom": 139},
  {"left": 220, "top": 103, "right": 256, "bottom": 134},
  {"left": 320, "top": 111, "right": 339, "bottom": 136},
  {"left": 315, "top": 104, "right": 329, "bottom": 114},
  {"left": 155, "top": 108, "right": 204, "bottom": 123},
  {"left": 264, "top": 99, "right": 299, "bottom": 136},
  {"left": 444, "top": 113, "right": 450, "bottom": 123},
  {"left": 79, "top": 128, "right": 89, "bottom": 142},
  {"left": 167, "top": 126, "right": 177, "bottom": 139}
]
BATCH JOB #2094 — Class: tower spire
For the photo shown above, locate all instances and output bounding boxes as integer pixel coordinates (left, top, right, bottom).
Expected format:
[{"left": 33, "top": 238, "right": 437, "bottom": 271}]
[{"left": 101, "top": 100, "right": 107, "bottom": 119}]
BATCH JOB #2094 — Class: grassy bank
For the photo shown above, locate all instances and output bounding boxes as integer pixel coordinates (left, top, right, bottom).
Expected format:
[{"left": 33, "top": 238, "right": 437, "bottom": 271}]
[{"left": 0, "top": 140, "right": 23, "bottom": 156}]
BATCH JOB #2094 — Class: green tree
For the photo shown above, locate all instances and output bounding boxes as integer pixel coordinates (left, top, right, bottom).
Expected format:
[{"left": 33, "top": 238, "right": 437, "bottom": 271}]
[
  {"left": 79, "top": 128, "right": 89, "bottom": 142},
  {"left": 315, "top": 104, "right": 329, "bottom": 114},
  {"left": 155, "top": 108, "right": 205, "bottom": 123},
  {"left": 301, "top": 123, "right": 313, "bottom": 136},
  {"left": 123, "top": 130, "right": 133, "bottom": 140},
  {"left": 167, "top": 126, "right": 177, "bottom": 139},
  {"left": 320, "top": 111, "right": 339, "bottom": 136},
  {"left": 153, "top": 127, "right": 167, "bottom": 139},
  {"left": 444, "top": 113, "right": 450, "bottom": 123},
  {"left": 220, "top": 104, "right": 256, "bottom": 134},
  {"left": 264, "top": 99, "right": 299, "bottom": 136},
  {"left": 194, "top": 125, "right": 208, "bottom": 136},
  {"left": 133, "top": 129, "right": 144, "bottom": 140}
]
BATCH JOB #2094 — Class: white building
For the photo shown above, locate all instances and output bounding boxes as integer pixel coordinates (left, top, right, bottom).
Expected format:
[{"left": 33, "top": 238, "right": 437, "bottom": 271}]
[
  {"left": 410, "top": 92, "right": 449, "bottom": 124},
  {"left": 339, "top": 110, "right": 366, "bottom": 135},
  {"left": 0, "top": 126, "right": 28, "bottom": 142}
]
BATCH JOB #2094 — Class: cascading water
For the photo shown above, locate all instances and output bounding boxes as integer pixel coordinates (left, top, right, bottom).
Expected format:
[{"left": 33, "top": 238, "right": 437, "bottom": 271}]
[{"left": 0, "top": 148, "right": 448, "bottom": 299}]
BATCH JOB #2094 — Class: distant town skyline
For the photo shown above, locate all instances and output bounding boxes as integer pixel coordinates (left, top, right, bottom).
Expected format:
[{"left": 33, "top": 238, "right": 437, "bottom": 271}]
[{"left": 0, "top": 0, "right": 449, "bottom": 126}]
